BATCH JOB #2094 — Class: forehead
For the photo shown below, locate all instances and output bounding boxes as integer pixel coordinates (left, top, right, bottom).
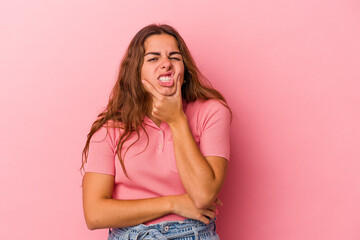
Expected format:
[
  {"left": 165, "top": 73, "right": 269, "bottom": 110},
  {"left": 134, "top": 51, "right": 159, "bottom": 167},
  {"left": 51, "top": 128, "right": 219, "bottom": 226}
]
[{"left": 143, "top": 34, "right": 179, "bottom": 52}]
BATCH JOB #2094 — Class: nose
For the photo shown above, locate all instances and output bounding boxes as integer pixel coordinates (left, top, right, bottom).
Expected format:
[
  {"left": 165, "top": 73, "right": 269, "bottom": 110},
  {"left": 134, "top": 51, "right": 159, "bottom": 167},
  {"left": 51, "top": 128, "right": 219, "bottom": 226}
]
[{"left": 160, "top": 58, "right": 172, "bottom": 69}]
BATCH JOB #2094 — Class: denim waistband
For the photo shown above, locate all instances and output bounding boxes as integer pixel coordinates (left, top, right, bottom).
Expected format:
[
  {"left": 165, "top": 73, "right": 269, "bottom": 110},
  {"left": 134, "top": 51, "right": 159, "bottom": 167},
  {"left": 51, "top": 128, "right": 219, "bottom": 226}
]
[{"left": 109, "top": 218, "right": 217, "bottom": 240}]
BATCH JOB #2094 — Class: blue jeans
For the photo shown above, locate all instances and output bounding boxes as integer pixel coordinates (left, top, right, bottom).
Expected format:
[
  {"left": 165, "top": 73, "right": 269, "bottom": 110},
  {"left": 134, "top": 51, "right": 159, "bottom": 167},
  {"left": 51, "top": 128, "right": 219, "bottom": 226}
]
[{"left": 107, "top": 218, "right": 220, "bottom": 240}]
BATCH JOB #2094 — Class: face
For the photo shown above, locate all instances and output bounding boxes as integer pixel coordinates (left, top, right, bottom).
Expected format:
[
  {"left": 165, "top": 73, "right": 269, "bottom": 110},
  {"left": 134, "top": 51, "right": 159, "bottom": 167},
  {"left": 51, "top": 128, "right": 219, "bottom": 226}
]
[{"left": 141, "top": 34, "right": 185, "bottom": 96}]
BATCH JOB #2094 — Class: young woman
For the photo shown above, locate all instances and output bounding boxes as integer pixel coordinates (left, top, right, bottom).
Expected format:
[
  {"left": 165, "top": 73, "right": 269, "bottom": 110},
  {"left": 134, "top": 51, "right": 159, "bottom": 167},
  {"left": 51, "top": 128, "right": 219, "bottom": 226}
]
[{"left": 81, "top": 24, "right": 231, "bottom": 240}]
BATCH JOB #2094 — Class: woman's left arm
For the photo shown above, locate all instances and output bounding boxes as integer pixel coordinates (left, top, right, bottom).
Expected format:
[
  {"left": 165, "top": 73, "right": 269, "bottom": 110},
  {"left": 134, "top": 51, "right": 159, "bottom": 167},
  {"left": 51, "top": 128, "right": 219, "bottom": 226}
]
[
  {"left": 142, "top": 77, "right": 230, "bottom": 209},
  {"left": 168, "top": 115, "right": 228, "bottom": 209}
]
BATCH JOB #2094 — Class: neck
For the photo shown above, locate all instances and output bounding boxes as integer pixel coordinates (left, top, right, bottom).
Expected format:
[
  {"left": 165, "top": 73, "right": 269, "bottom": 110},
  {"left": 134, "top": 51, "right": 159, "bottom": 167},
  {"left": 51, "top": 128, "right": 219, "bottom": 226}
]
[
  {"left": 148, "top": 115, "right": 161, "bottom": 127},
  {"left": 146, "top": 99, "right": 162, "bottom": 127}
]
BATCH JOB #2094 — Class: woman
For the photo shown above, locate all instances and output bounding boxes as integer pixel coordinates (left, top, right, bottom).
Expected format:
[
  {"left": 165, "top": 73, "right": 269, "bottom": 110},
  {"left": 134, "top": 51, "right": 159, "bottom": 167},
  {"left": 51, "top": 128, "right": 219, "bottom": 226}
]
[{"left": 81, "top": 24, "right": 231, "bottom": 240}]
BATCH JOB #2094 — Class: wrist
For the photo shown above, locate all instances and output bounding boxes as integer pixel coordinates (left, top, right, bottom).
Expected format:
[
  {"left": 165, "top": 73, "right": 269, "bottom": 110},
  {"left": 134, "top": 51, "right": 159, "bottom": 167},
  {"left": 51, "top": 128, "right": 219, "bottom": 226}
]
[
  {"left": 168, "top": 112, "right": 188, "bottom": 130},
  {"left": 165, "top": 195, "right": 176, "bottom": 214}
]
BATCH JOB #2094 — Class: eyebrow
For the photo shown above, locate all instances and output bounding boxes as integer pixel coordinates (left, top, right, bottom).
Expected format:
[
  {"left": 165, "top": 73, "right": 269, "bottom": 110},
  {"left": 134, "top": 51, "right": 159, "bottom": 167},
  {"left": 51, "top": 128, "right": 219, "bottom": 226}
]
[{"left": 144, "top": 51, "right": 182, "bottom": 56}]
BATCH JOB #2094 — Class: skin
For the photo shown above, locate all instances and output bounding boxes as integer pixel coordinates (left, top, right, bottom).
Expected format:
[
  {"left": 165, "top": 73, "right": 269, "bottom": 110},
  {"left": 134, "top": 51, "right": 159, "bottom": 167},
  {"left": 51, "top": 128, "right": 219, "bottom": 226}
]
[
  {"left": 141, "top": 34, "right": 228, "bottom": 210},
  {"left": 82, "top": 33, "right": 227, "bottom": 230},
  {"left": 141, "top": 33, "right": 185, "bottom": 98}
]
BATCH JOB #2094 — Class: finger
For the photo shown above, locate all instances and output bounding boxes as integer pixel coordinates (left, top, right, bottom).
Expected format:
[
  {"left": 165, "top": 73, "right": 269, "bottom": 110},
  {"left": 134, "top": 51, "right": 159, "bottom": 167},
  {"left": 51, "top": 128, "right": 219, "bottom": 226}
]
[
  {"left": 202, "top": 209, "right": 216, "bottom": 220},
  {"left": 208, "top": 205, "right": 219, "bottom": 215},
  {"left": 213, "top": 198, "right": 223, "bottom": 206},
  {"left": 152, "top": 103, "right": 159, "bottom": 117},
  {"left": 174, "top": 75, "right": 182, "bottom": 98},
  {"left": 207, "top": 205, "right": 217, "bottom": 212},
  {"left": 141, "top": 80, "right": 161, "bottom": 100},
  {"left": 198, "top": 215, "right": 211, "bottom": 225}
]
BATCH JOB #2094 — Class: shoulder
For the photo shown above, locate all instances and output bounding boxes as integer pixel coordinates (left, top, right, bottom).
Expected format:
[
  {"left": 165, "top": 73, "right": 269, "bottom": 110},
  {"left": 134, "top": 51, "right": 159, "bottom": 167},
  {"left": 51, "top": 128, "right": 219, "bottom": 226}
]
[
  {"left": 186, "top": 99, "right": 231, "bottom": 118},
  {"left": 185, "top": 99, "right": 231, "bottom": 132},
  {"left": 90, "top": 120, "right": 124, "bottom": 146}
]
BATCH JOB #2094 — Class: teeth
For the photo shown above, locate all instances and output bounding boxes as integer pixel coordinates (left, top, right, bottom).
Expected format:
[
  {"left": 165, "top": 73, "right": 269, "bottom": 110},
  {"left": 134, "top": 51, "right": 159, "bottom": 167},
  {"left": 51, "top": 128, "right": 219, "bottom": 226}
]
[{"left": 159, "top": 76, "right": 171, "bottom": 82}]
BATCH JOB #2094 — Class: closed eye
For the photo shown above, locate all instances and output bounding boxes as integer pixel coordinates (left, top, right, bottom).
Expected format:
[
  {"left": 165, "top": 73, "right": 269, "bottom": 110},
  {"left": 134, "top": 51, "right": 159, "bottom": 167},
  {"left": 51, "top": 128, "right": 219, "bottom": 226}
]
[
  {"left": 148, "top": 58, "right": 158, "bottom": 62},
  {"left": 170, "top": 57, "right": 181, "bottom": 61}
]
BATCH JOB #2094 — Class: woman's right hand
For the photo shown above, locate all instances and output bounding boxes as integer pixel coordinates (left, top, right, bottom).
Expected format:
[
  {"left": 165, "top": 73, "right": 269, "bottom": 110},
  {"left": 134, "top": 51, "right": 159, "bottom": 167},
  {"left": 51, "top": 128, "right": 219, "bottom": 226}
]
[{"left": 170, "top": 194, "right": 222, "bottom": 225}]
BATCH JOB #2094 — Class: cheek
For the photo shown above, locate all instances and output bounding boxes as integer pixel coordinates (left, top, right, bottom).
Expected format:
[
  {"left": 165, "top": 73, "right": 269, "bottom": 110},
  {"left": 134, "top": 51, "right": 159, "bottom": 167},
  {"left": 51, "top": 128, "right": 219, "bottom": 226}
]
[
  {"left": 178, "top": 62, "right": 185, "bottom": 73},
  {"left": 141, "top": 65, "right": 156, "bottom": 80},
  {"left": 141, "top": 67, "right": 149, "bottom": 80}
]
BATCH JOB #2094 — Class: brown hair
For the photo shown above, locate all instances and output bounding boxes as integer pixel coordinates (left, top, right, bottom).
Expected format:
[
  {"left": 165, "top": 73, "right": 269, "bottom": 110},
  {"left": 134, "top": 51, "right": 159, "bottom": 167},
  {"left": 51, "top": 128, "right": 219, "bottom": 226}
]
[{"left": 81, "top": 24, "right": 230, "bottom": 177}]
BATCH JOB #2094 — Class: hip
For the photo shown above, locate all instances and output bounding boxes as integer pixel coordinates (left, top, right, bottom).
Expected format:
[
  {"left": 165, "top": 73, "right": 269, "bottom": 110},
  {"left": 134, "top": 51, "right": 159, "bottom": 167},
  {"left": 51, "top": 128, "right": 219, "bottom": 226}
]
[{"left": 108, "top": 218, "right": 219, "bottom": 240}]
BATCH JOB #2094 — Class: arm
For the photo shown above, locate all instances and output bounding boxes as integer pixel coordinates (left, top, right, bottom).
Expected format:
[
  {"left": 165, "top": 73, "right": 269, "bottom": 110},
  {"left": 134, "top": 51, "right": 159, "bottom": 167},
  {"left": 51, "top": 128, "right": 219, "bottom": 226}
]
[
  {"left": 142, "top": 78, "right": 230, "bottom": 210},
  {"left": 169, "top": 116, "right": 228, "bottom": 209},
  {"left": 82, "top": 172, "right": 220, "bottom": 230}
]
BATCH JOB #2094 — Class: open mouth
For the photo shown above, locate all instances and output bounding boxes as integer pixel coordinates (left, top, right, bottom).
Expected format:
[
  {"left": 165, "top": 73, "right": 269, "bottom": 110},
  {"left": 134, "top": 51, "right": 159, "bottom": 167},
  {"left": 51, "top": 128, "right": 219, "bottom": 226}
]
[{"left": 157, "top": 70, "right": 174, "bottom": 87}]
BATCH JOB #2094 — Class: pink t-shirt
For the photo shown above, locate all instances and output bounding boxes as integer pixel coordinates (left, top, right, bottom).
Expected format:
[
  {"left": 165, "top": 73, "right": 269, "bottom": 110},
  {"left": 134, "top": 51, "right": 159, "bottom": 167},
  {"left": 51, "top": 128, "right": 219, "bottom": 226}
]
[{"left": 84, "top": 99, "right": 231, "bottom": 225}]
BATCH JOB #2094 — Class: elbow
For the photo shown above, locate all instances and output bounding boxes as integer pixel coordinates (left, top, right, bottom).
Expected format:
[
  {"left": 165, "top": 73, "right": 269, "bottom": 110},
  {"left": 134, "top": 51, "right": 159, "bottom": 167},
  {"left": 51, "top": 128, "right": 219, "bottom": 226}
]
[
  {"left": 193, "top": 192, "right": 217, "bottom": 209},
  {"left": 85, "top": 216, "right": 98, "bottom": 230},
  {"left": 83, "top": 198, "right": 111, "bottom": 230},
  {"left": 194, "top": 200, "right": 213, "bottom": 210},
  {"left": 86, "top": 223, "right": 96, "bottom": 231},
  {"left": 84, "top": 210, "right": 102, "bottom": 230}
]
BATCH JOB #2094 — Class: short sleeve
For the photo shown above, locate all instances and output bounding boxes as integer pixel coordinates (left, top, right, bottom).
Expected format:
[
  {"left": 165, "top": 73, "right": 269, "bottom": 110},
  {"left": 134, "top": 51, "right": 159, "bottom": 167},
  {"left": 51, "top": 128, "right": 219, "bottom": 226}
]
[
  {"left": 84, "top": 126, "right": 116, "bottom": 175},
  {"left": 199, "top": 100, "right": 231, "bottom": 161}
]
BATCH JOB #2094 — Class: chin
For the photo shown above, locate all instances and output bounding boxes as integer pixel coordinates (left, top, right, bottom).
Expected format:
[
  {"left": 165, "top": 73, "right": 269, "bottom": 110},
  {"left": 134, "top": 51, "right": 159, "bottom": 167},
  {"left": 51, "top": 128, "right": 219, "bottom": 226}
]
[
  {"left": 157, "top": 87, "right": 176, "bottom": 96},
  {"left": 161, "top": 90, "right": 176, "bottom": 96}
]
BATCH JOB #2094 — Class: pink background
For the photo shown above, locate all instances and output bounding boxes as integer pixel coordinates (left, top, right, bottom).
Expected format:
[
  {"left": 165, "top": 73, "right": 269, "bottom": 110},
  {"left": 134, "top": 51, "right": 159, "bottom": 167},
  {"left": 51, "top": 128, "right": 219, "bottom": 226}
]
[{"left": 1, "top": 0, "right": 359, "bottom": 239}]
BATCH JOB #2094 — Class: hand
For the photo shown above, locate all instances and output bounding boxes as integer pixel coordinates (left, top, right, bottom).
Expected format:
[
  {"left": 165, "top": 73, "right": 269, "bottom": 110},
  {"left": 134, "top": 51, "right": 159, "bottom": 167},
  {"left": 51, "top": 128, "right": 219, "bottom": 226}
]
[
  {"left": 142, "top": 75, "right": 184, "bottom": 125},
  {"left": 170, "top": 194, "right": 222, "bottom": 225}
]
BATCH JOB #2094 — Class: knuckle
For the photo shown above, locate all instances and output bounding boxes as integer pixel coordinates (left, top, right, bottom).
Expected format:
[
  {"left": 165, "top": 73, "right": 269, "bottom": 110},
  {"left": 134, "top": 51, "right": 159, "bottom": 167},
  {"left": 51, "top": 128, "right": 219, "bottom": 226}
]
[
  {"left": 195, "top": 213, "right": 203, "bottom": 220},
  {"left": 207, "top": 210, "right": 215, "bottom": 218},
  {"left": 204, "top": 218, "right": 210, "bottom": 225}
]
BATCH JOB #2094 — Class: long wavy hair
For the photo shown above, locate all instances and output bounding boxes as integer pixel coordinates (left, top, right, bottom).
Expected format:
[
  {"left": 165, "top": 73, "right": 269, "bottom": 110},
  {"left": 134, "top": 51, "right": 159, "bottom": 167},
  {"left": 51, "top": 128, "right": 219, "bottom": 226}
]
[{"left": 81, "top": 24, "right": 230, "bottom": 178}]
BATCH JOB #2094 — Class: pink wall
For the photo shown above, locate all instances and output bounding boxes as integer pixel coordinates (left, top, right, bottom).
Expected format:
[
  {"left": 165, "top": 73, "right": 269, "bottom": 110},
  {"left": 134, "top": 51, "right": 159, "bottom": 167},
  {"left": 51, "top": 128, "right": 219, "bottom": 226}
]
[{"left": 1, "top": 1, "right": 359, "bottom": 239}]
